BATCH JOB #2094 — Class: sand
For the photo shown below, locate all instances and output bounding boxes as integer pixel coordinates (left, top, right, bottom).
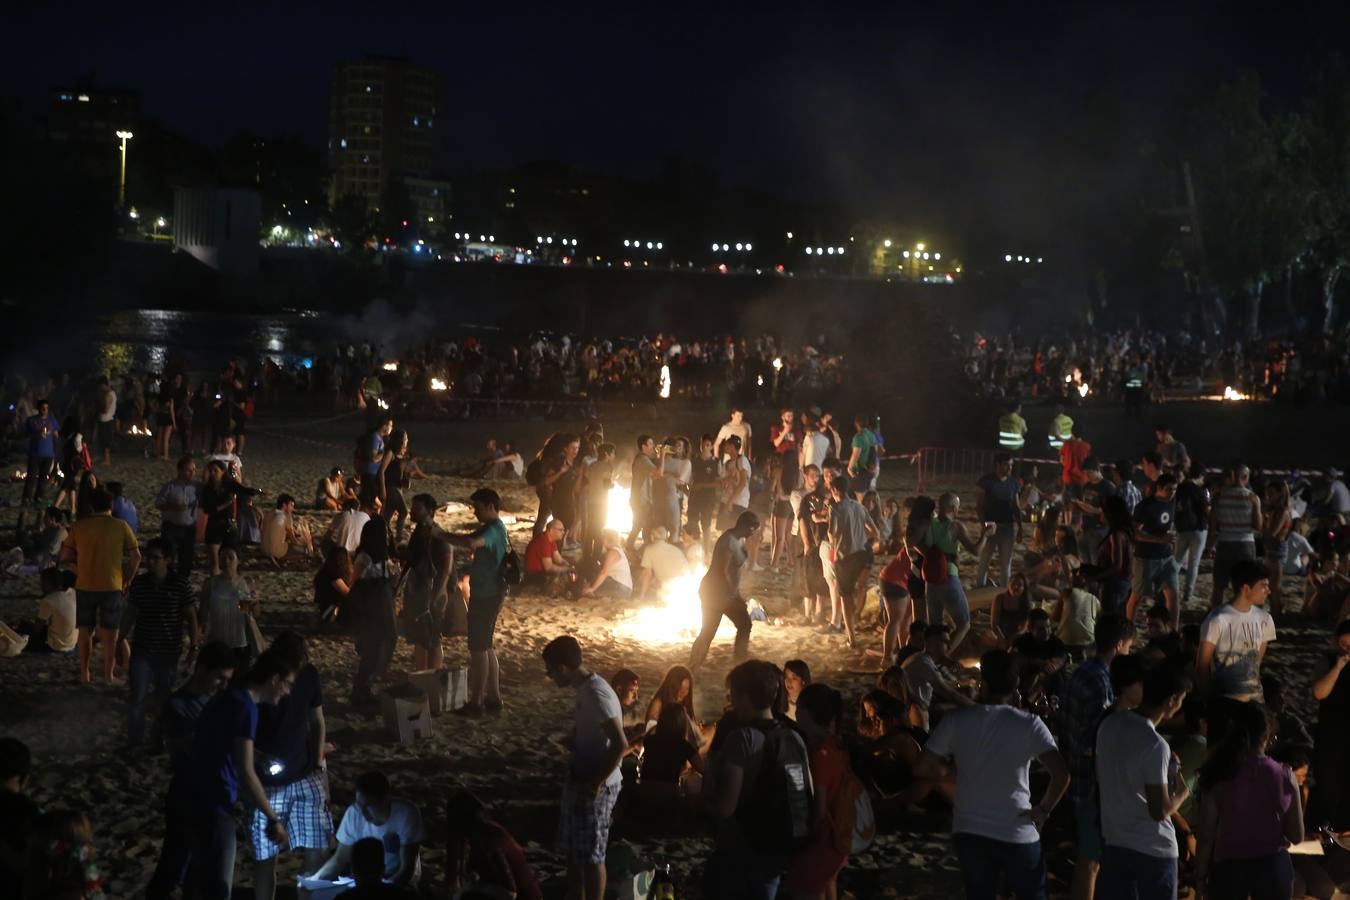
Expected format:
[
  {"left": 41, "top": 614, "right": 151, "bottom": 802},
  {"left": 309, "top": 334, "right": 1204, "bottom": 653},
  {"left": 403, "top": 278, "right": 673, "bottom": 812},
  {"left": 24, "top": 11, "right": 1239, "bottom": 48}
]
[{"left": 0, "top": 409, "right": 1337, "bottom": 899}]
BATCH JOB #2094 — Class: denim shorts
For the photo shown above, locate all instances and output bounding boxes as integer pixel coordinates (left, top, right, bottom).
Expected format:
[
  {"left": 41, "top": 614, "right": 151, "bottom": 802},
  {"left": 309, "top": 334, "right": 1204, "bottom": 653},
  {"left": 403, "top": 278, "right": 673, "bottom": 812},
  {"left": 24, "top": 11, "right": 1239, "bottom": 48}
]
[
  {"left": 75, "top": 590, "right": 124, "bottom": 630},
  {"left": 467, "top": 592, "right": 504, "bottom": 652}
]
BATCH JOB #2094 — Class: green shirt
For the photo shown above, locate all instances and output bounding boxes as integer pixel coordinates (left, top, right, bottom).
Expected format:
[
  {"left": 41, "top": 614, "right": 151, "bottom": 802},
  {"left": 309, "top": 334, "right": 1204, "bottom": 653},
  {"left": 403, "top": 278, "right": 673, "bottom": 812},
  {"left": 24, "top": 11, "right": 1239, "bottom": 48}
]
[
  {"left": 851, "top": 430, "right": 878, "bottom": 472},
  {"left": 468, "top": 519, "right": 508, "bottom": 601}
]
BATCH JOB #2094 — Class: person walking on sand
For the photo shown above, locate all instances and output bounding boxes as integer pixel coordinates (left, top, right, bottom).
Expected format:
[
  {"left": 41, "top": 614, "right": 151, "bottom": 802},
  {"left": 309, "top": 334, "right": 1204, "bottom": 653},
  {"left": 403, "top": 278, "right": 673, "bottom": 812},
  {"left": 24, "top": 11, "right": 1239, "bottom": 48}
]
[
  {"left": 689, "top": 511, "right": 761, "bottom": 669},
  {"left": 60, "top": 486, "right": 141, "bottom": 685}
]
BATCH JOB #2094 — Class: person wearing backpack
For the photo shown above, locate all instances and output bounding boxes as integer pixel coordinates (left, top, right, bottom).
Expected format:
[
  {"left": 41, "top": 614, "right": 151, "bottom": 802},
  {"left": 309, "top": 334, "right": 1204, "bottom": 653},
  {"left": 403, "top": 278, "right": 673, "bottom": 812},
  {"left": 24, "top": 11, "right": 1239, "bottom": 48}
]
[
  {"left": 447, "top": 488, "right": 508, "bottom": 717},
  {"left": 703, "top": 659, "right": 814, "bottom": 899},
  {"left": 786, "top": 682, "right": 873, "bottom": 900},
  {"left": 922, "top": 492, "right": 994, "bottom": 655},
  {"left": 915, "top": 649, "right": 1070, "bottom": 900}
]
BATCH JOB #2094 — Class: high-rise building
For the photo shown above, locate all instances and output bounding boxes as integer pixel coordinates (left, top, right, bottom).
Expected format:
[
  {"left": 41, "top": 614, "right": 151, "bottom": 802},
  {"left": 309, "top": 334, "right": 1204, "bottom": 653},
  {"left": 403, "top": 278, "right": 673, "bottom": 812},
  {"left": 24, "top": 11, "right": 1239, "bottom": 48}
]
[{"left": 327, "top": 56, "right": 449, "bottom": 227}]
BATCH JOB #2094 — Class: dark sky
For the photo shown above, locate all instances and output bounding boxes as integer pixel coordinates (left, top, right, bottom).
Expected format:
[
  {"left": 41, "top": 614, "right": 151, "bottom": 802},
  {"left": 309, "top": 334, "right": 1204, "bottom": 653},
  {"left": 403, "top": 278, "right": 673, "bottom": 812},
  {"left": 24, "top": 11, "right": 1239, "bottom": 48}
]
[{"left": 9, "top": 2, "right": 1349, "bottom": 240}]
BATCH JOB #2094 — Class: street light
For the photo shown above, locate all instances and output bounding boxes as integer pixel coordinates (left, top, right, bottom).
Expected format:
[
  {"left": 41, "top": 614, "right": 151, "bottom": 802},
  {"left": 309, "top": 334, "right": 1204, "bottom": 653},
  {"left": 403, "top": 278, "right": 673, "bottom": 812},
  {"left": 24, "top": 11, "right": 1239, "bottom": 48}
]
[
  {"left": 115, "top": 130, "right": 134, "bottom": 207},
  {"left": 883, "top": 239, "right": 892, "bottom": 248}
]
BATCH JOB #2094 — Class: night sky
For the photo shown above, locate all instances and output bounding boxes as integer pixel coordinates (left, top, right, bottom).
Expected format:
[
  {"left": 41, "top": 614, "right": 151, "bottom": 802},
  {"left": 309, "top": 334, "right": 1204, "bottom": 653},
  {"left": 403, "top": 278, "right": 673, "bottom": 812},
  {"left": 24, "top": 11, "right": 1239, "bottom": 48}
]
[{"left": 9, "top": 2, "right": 1348, "bottom": 240}]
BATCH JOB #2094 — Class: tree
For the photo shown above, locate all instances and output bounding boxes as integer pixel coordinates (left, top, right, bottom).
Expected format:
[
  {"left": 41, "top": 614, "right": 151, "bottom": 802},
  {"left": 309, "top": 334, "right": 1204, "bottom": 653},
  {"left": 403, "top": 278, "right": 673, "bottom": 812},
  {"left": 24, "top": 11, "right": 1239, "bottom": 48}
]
[
  {"left": 1303, "top": 58, "right": 1350, "bottom": 334},
  {"left": 1181, "top": 73, "right": 1312, "bottom": 337},
  {"left": 328, "top": 194, "right": 374, "bottom": 252}
]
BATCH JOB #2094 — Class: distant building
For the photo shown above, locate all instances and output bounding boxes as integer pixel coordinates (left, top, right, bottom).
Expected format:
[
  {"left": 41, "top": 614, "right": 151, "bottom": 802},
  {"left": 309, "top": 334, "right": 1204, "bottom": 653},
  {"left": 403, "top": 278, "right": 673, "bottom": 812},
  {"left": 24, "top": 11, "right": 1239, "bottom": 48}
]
[
  {"left": 327, "top": 56, "right": 450, "bottom": 224},
  {"left": 173, "top": 187, "right": 260, "bottom": 277},
  {"left": 47, "top": 82, "right": 141, "bottom": 186}
]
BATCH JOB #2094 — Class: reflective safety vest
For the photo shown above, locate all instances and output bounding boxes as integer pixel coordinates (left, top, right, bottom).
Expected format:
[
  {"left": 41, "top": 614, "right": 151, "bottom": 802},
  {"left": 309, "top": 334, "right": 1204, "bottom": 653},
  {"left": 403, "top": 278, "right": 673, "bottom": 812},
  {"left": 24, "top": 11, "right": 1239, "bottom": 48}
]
[
  {"left": 998, "top": 413, "right": 1027, "bottom": 450},
  {"left": 1124, "top": 367, "right": 1144, "bottom": 390},
  {"left": 1048, "top": 413, "right": 1074, "bottom": 449}
]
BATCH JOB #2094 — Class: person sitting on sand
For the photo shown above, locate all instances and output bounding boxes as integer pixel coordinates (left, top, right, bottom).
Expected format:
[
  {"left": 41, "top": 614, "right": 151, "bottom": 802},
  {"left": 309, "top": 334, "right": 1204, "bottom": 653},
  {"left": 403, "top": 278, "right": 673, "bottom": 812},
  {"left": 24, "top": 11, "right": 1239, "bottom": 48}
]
[
  {"left": 444, "top": 790, "right": 542, "bottom": 900},
  {"left": 326, "top": 498, "right": 371, "bottom": 556},
  {"left": 260, "top": 494, "right": 314, "bottom": 565},
  {"left": 337, "top": 837, "right": 416, "bottom": 898},
  {"left": 644, "top": 665, "right": 700, "bottom": 739},
  {"left": 783, "top": 659, "right": 811, "bottom": 721},
  {"left": 522, "top": 518, "right": 573, "bottom": 596},
  {"left": 315, "top": 467, "right": 354, "bottom": 511},
  {"left": 640, "top": 703, "right": 706, "bottom": 793},
  {"left": 577, "top": 529, "right": 632, "bottom": 600},
  {"left": 1, "top": 567, "right": 77, "bottom": 656},
  {"left": 634, "top": 526, "right": 689, "bottom": 601},
  {"left": 609, "top": 669, "right": 645, "bottom": 742},
  {"left": 0, "top": 506, "right": 69, "bottom": 577},
  {"left": 311, "top": 772, "right": 425, "bottom": 889},
  {"left": 902, "top": 624, "right": 976, "bottom": 732}
]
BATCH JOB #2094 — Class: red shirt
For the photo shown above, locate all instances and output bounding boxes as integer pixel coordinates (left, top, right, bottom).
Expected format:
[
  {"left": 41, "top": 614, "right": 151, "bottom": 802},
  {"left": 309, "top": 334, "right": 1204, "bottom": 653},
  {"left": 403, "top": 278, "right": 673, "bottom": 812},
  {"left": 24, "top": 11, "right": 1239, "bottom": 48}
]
[
  {"left": 770, "top": 423, "right": 799, "bottom": 455},
  {"left": 1060, "top": 438, "right": 1092, "bottom": 486},
  {"left": 523, "top": 533, "right": 556, "bottom": 574}
]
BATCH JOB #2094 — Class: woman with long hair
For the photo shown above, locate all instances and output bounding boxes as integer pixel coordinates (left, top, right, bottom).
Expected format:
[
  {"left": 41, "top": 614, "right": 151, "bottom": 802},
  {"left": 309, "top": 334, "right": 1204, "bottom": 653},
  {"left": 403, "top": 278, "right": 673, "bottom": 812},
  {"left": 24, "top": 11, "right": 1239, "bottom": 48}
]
[
  {"left": 1087, "top": 495, "right": 1133, "bottom": 616},
  {"left": 313, "top": 546, "right": 354, "bottom": 623},
  {"left": 990, "top": 572, "right": 1034, "bottom": 646},
  {"left": 381, "top": 429, "right": 411, "bottom": 540},
  {"left": 200, "top": 460, "right": 236, "bottom": 575},
  {"left": 1195, "top": 701, "right": 1303, "bottom": 900},
  {"left": 783, "top": 658, "right": 812, "bottom": 720},
  {"left": 349, "top": 518, "right": 397, "bottom": 705},
  {"left": 54, "top": 415, "right": 90, "bottom": 517},
  {"left": 645, "top": 664, "right": 698, "bottom": 736},
  {"left": 766, "top": 453, "right": 794, "bottom": 569},
  {"left": 1261, "top": 480, "right": 1292, "bottom": 617}
]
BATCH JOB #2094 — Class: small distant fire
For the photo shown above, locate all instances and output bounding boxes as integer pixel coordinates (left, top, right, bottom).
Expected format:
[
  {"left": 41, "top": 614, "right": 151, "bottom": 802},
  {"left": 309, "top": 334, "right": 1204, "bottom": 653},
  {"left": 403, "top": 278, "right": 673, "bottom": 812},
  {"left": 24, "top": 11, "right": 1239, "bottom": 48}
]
[
  {"left": 611, "top": 567, "right": 711, "bottom": 643},
  {"left": 430, "top": 377, "right": 448, "bottom": 392},
  {"left": 1077, "top": 382, "right": 1090, "bottom": 398},
  {"left": 658, "top": 365, "right": 671, "bottom": 399},
  {"left": 1223, "top": 385, "right": 1249, "bottom": 401},
  {"left": 607, "top": 485, "right": 633, "bottom": 535},
  {"left": 382, "top": 362, "right": 399, "bottom": 372},
  {"left": 127, "top": 425, "right": 154, "bottom": 437}
]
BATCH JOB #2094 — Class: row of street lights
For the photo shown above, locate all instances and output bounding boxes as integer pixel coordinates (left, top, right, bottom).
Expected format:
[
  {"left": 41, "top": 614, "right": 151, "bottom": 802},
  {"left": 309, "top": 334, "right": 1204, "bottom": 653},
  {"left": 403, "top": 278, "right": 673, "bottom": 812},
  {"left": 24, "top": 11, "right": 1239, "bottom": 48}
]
[{"left": 1004, "top": 254, "right": 1045, "bottom": 263}]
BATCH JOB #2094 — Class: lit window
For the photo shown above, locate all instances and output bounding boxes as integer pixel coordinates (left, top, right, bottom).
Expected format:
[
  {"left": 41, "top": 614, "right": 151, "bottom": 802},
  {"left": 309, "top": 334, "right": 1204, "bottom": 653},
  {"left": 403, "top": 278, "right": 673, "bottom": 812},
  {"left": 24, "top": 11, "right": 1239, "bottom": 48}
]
[
  {"left": 365, "top": 85, "right": 372, "bottom": 93},
  {"left": 59, "top": 93, "right": 72, "bottom": 101},
  {"left": 77, "top": 94, "right": 90, "bottom": 102},
  {"left": 412, "top": 116, "right": 420, "bottom": 127},
  {"left": 339, "top": 138, "right": 348, "bottom": 148}
]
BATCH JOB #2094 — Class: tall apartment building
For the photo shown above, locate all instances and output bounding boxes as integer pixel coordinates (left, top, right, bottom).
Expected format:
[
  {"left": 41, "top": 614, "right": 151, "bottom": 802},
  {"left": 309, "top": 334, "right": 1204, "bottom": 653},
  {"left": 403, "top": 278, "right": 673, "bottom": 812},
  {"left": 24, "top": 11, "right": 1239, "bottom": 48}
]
[{"left": 327, "top": 57, "right": 449, "bottom": 227}]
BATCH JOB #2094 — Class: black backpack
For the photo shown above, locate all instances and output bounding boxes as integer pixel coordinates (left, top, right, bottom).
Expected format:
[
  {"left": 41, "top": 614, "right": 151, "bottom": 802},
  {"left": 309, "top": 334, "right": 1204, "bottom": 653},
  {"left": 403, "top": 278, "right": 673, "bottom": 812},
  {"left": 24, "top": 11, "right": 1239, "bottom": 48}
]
[
  {"left": 498, "top": 536, "right": 523, "bottom": 590},
  {"left": 525, "top": 458, "right": 544, "bottom": 487},
  {"left": 735, "top": 719, "right": 814, "bottom": 856}
]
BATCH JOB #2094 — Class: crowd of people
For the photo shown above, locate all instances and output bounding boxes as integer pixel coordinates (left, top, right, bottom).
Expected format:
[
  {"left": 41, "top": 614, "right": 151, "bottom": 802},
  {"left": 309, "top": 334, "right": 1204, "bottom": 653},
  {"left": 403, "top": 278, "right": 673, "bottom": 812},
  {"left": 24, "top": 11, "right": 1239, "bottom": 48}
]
[
  {"left": 964, "top": 328, "right": 1350, "bottom": 407},
  {"left": 2, "top": 343, "right": 1350, "bottom": 900}
]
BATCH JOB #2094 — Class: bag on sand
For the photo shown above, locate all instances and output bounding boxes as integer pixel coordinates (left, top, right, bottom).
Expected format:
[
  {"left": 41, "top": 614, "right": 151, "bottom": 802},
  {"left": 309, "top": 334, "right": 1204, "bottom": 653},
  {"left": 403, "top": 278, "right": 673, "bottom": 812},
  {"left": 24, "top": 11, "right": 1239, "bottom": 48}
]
[
  {"left": 381, "top": 684, "right": 433, "bottom": 744},
  {"left": 406, "top": 667, "right": 468, "bottom": 715}
]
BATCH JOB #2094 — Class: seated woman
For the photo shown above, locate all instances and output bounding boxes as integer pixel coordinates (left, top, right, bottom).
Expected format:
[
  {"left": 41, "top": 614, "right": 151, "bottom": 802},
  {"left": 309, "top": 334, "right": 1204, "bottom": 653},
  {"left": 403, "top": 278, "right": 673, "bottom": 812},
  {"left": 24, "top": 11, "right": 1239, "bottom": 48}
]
[
  {"left": 852, "top": 689, "right": 950, "bottom": 811},
  {"left": 783, "top": 659, "right": 811, "bottom": 721},
  {"left": 577, "top": 528, "right": 632, "bottom": 600},
  {"left": 876, "top": 664, "right": 925, "bottom": 730},
  {"left": 645, "top": 665, "right": 700, "bottom": 739},
  {"left": 989, "top": 572, "right": 1035, "bottom": 647},
  {"left": 641, "top": 704, "right": 705, "bottom": 788},
  {"left": 313, "top": 547, "right": 354, "bottom": 624},
  {"left": 444, "top": 790, "right": 543, "bottom": 900}
]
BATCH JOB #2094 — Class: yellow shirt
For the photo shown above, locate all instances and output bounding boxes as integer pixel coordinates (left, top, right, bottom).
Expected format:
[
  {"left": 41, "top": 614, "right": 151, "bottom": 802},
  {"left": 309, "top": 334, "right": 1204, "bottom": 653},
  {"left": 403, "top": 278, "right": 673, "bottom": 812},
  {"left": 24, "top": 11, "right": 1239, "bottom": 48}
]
[{"left": 62, "top": 513, "right": 138, "bottom": 592}]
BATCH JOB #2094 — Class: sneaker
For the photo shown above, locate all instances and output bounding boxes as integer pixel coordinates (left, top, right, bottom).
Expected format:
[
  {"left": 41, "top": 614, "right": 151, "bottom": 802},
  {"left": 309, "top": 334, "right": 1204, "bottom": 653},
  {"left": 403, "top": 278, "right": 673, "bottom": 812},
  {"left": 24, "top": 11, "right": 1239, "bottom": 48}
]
[{"left": 454, "top": 702, "right": 484, "bottom": 718}]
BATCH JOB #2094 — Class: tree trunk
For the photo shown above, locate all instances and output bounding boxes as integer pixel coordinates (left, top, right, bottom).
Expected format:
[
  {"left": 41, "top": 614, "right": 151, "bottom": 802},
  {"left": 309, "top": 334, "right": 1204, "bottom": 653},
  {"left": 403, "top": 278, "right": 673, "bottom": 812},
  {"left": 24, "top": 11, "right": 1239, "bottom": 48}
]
[
  {"left": 1323, "top": 264, "right": 1342, "bottom": 335},
  {"left": 1246, "top": 278, "right": 1265, "bottom": 338}
]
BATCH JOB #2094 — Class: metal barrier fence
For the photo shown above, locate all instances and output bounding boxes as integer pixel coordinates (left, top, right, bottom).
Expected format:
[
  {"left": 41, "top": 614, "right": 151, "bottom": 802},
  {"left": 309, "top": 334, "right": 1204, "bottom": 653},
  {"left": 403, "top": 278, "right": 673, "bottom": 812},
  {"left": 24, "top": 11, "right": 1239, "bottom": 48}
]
[{"left": 914, "top": 446, "right": 1060, "bottom": 493}]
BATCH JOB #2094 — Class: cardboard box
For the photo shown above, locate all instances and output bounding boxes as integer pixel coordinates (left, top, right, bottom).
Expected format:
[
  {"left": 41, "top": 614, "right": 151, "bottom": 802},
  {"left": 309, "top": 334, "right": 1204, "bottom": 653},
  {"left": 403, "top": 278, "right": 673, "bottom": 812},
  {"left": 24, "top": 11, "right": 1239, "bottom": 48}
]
[
  {"left": 380, "top": 686, "right": 433, "bottom": 744},
  {"left": 406, "top": 667, "right": 468, "bottom": 715}
]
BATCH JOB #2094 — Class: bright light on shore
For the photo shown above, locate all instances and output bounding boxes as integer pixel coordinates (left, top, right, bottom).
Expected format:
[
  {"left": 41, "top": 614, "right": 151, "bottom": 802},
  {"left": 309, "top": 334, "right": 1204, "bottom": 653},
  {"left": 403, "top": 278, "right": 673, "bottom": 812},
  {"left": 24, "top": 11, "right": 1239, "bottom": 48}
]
[
  {"left": 382, "top": 362, "right": 398, "bottom": 372},
  {"left": 611, "top": 567, "right": 712, "bottom": 643},
  {"left": 607, "top": 485, "right": 633, "bottom": 535},
  {"left": 1223, "top": 386, "right": 1249, "bottom": 401},
  {"left": 659, "top": 364, "right": 671, "bottom": 399},
  {"left": 430, "top": 377, "right": 448, "bottom": 391}
]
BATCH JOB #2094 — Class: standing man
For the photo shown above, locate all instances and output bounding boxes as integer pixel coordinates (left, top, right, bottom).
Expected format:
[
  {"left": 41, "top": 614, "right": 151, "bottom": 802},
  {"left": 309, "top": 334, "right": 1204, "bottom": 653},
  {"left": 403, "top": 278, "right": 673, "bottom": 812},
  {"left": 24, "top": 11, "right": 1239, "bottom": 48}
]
[
  {"left": 916, "top": 649, "right": 1070, "bottom": 900},
  {"left": 182, "top": 650, "right": 298, "bottom": 900},
  {"left": 796, "top": 465, "right": 832, "bottom": 625},
  {"left": 1173, "top": 463, "right": 1210, "bottom": 611},
  {"left": 1195, "top": 559, "right": 1275, "bottom": 741},
  {"left": 400, "top": 493, "right": 453, "bottom": 672},
  {"left": 448, "top": 488, "right": 508, "bottom": 717},
  {"left": 122, "top": 538, "right": 198, "bottom": 748},
  {"left": 800, "top": 415, "right": 831, "bottom": 474},
  {"left": 543, "top": 636, "right": 626, "bottom": 900},
  {"left": 975, "top": 453, "right": 1021, "bottom": 589},
  {"left": 1207, "top": 462, "right": 1261, "bottom": 609},
  {"left": 845, "top": 414, "right": 879, "bottom": 500},
  {"left": 998, "top": 401, "right": 1028, "bottom": 454},
  {"left": 21, "top": 399, "right": 59, "bottom": 506},
  {"left": 60, "top": 486, "right": 141, "bottom": 684},
  {"left": 250, "top": 633, "right": 332, "bottom": 900},
  {"left": 1126, "top": 473, "right": 1180, "bottom": 626},
  {"left": 690, "top": 511, "right": 760, "bottom": 669},
  {"left": 1062, "top": 615, "right": 1134, "bottom": 900},
  {"left": 155, "top": 458, "right": 199, "bottom": 577},
  {"left": 1094, "top": 665, "right": 1192, "bottom": 900},
  {"left": 715, "top": 407, "right": 753, "bottom": 461},
  {"left": 626, "top": 435, "right": 657, "bottom": 552},
  {"left": 1060, "top": 425, "right": 1092, "bottom": 500},
  {"left": 828, "top": 476, "right": 877, "bottom": 648},
  {"left": 1154, "top": 425, "right": 1189, "bottom": 474},
  {"left": 1049, "top": 405, "right": 1075, "bottom": 451},
  {"left": 1073, "top": 459, "right": 1117, "bottom": 564}
]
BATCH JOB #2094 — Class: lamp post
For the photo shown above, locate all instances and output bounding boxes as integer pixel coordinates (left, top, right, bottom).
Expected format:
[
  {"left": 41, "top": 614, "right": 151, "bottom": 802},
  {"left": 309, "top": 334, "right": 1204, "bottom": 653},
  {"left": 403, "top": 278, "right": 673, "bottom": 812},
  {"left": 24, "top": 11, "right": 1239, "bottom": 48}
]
[{"left": 115, "top": 130, "right": 134, "bottom": 207}]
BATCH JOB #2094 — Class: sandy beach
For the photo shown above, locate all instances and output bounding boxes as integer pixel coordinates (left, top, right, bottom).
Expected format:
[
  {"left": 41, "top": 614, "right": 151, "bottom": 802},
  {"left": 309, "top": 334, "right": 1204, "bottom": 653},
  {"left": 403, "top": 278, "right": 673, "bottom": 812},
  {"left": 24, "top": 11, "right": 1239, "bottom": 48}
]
[{"left": 0, "top": 409, "right": 1336, "bottom": 899}]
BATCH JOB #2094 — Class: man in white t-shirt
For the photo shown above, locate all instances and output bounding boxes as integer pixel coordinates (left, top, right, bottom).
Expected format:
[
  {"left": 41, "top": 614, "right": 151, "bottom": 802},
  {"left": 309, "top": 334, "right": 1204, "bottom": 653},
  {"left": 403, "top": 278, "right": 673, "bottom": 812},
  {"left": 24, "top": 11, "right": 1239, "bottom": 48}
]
[
  {"left": 916, "top": 649, "right": 1069, "bottom": 900},
  {"left": 1196, "top": 558, "right": 1275, "bottom": 737},
  {"left": 544, "top": 635, "right": 626, "bottom": 900},
  {"left": 37, "top": 582, "right": 78, "bottom": 653},
  {"left": 311, "top": 771, "right": 424, "bottom": 887},
  {"left": 635, "top": 527, "right": 689, "bottom": 600},
  {"left": 260, "top": 494, "right": 313, "bottom": 563},
  {"left": 1094, "top": 665, "right": 1192, "bottom": 900},
  {"left": 326, "top": 500, "right": 371, "bottom": 555},
  {"left": 799, "top": 417, "right": 831, "bottom": 472},
  {"left": 715, "top": 408, "right": 753, "bottom": 461},
  {"left": 97, "top": 378, "right": 117, "bottom": 465}
]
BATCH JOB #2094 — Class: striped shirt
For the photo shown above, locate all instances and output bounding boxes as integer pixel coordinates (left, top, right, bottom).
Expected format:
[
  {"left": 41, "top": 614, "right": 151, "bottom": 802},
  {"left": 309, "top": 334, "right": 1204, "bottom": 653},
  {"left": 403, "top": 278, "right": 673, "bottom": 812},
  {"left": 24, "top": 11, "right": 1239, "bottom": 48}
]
[
  {"left": 126, "top": 575, "right": 195, "bottom": 656},
  {"left": 1215, "top": 486, "right": 1257, "bottom": 543}
]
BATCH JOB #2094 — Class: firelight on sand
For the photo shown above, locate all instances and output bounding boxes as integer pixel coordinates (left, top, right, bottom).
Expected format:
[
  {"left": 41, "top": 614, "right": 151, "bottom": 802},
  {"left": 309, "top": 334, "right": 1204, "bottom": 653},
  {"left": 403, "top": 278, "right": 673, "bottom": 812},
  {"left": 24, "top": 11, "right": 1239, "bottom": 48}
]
[
  {"left": 611, "top": 567, "right": 711, "bottom": 643},
  {"left": 128, "top": 425, "right": 153, "bottom": 437}
]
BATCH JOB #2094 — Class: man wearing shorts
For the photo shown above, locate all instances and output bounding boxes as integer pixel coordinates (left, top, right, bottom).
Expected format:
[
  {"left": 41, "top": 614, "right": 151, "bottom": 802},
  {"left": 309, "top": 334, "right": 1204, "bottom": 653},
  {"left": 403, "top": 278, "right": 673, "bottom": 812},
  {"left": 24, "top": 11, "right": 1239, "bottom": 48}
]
[
  {"left": 448, "top": 488, "right": 507, "bottom": 717},
  {"left": 401, "top": 494, "right": 453, "bottom": 671},
  {"left": 60, "top": 486, "right": 141, "bottom": 684},
  {"left": 250, "top": 633, "right": 332, "bottom": 900},
  {"left": 1127, "top": 473, "right": 1180, "bottom": 627},
  {"left": 829, "top": 476, "right": 878, "bottom": 648},
  {"left": 544, "top": 635, "right": 626, "bottom": 900}
]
